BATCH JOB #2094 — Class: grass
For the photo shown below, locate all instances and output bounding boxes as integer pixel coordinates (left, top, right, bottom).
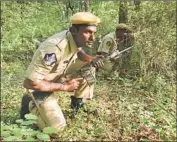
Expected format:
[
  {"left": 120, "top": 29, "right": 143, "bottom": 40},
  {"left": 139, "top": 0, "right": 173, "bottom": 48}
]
[
  {"left": 1, "top": 1, "right": 176, "bottom": 141},
  {"left": 1, "top": 59, "right": 176, "bottom": 141}
]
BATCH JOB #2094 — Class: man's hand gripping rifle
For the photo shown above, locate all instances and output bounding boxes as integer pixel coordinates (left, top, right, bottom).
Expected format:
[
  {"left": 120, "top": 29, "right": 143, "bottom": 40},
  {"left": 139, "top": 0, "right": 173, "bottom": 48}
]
[
  {"left": 64, "top": 46, "right": 133, "bottom": 85},
  {"left": 98, "top": 45, "right": 133, "bottom": 63}
]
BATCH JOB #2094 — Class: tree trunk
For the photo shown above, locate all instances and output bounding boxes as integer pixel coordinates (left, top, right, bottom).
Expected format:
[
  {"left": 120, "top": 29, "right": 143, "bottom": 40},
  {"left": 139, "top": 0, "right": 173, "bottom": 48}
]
[
  {"left": 119, "top": 1, "right": 128, "bottom": 23},
  {"left": 84, "top": 0, "right": 90, "bottom": 12},
  {"left": 134, "top": 0, "right": 141, "bottom": 10}
]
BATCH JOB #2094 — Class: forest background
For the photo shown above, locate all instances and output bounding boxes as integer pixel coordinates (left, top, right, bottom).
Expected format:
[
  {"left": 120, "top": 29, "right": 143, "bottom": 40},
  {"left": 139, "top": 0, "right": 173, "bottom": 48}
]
[{"left": 1, "top": 0, "right": 176, "bottom": 141}]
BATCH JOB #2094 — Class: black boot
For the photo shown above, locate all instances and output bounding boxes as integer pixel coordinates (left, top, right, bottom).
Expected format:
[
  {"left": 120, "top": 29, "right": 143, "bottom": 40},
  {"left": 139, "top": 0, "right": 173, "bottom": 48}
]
[
  {"left": 71, "top": 96, "right": 84, "bottom": 113},
  {"left": 20, "top": 95, "right": 32, "bottom": 119}
]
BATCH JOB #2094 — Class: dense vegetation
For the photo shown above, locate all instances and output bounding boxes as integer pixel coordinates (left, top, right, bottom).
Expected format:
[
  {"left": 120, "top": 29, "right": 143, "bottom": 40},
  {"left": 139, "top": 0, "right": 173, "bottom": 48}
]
[{"left": 1, "top": 1, "right": 176, "bottom": 141}]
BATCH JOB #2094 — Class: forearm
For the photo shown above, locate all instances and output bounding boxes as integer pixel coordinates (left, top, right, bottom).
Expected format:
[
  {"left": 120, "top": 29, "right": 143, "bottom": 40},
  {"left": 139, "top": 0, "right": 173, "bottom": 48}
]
[{"left": 23, "top": 78, "right": 68, "bottom": 92}]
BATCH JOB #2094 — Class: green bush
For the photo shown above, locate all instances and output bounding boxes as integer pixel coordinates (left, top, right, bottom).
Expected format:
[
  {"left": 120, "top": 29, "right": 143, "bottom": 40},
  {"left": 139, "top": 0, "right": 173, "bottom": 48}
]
[{"left": 1, "top": 1, "right": 176, "bottom": 141}]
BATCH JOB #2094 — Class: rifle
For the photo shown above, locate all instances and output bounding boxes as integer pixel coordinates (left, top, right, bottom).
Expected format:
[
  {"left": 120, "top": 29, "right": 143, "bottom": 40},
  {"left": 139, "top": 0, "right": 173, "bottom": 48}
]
[
  {"left": 96, "top": 45, "right": 133, "bottom": 64},
  {"left": 63, "top": 46, "right": 133, "bottom": 85}
]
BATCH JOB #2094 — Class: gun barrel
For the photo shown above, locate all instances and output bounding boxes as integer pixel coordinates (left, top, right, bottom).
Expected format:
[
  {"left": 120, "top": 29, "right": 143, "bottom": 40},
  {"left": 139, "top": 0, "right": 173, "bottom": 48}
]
[
  {"left": 66, "top": 46, "right": 133, "bottom": 80},
  {"left": 119, "top": 46, "right": 133, "bottom": 54}
]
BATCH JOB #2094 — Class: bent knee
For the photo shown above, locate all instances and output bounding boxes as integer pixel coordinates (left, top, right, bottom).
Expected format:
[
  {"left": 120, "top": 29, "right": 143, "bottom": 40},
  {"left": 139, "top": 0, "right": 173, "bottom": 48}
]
[{"left": 37, "top": 115, "right": 66, "bottom": 131}]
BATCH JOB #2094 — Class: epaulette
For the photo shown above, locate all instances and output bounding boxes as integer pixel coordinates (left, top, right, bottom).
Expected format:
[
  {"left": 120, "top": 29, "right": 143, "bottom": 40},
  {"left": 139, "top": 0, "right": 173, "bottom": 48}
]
[{"left": 55, "top": 31, "right": 70, "bottom": 52}]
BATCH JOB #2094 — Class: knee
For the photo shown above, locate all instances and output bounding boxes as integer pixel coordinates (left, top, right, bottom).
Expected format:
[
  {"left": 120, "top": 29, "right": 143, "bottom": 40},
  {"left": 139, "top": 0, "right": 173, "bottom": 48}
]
[
  {"left": 53, "top": 116, "right": 67, "bottom": 130},
  {"left": 37, "top": 115, "right": 66, "bottom": 131}
]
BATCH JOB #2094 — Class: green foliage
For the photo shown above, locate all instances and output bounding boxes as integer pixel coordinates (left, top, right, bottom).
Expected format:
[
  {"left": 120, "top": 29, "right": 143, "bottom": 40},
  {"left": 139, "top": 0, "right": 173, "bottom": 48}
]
[
  {"left": 1, "top": 1, "right": 176, "bottom": 141},
  {"left": 1, "top": 114, "right": 57, "bottom": 141},
  {"left": 1, "top": 1, "right": 69, "bottom": 63},
  {"left": 36, "top": 133, "right": 50, "bottom": 141},
  {"left": 24, "top": 114, "right": 38, "bottom": 120},
  {"left": 92, "top": 1, "right": 119, "bottom": 35},
  {"left": 127, "top": 1, "right": 176, "bottom": 82},
  {"left": 43, "top": 127, "right": 57, "bottom": 134}
]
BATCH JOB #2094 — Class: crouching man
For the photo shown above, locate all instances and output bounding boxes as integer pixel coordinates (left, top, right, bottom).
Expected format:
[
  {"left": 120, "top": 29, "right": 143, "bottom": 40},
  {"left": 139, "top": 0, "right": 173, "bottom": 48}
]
[
  {"left": 97, "top": 23, "right": 134, "bottom": 76},
  {"left": 20, "top": 12, "right": 103, "bottom": 131}
]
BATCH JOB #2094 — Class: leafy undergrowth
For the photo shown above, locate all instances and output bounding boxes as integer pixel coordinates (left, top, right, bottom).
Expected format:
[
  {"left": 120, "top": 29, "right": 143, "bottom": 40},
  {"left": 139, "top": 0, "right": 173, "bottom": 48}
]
[
  {"left": 1, "top": 61, "right": 176, "bottom": 141},
  {"left": 1, "top": 1, "right": 176, "bottom": 141},
  {"left": 1, "top": 114, "right": 58, "bottom": 141}
]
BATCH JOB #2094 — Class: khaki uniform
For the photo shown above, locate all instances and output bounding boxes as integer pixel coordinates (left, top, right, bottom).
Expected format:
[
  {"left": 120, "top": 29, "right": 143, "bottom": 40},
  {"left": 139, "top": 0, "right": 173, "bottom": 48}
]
[
  {"left": 97, "top": 32, "right": 132, "bottom": 75},
  {"left": 26, "top": 30, "right": 95, "bottom": 130},
  {"left": 97, "top": 33, "right": 117, "bottom": 73},
  {"left": 97, "top": 33, "right": 117, "bottom": 54}
]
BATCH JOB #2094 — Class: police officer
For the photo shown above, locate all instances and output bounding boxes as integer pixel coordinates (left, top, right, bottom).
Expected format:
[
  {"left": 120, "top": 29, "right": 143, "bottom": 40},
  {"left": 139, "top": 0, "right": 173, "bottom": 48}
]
[
  {"left": 97, "top": 23, "right": 134, "bottom": 76},
  {"left": 20, "top": 12, "right": 103, "bottom": 131}
]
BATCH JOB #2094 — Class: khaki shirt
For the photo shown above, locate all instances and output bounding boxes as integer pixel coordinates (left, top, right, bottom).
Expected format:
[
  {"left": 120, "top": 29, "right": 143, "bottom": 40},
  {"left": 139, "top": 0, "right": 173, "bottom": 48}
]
[
  {"left": 26, "top": 30, "right": 83, "bottom": 82},
  {"left": 96, "top": 32, "right": 117, "bottom": 72},
  {"left": 98, "top": 32, "right": 133, "bottom": 73},
  {"left": 97, "top": 32, "right": 117, "bottom": 54}
]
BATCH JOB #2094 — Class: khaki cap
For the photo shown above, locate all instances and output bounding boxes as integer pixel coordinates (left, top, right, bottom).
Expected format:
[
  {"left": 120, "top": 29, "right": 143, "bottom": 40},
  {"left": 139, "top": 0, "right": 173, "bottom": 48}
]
[
  {"left": 70, "top": 12, "right": 101, "bottom": 26},
  {"left": 116, "top": 23, "right": 133, "bottom": 32}
]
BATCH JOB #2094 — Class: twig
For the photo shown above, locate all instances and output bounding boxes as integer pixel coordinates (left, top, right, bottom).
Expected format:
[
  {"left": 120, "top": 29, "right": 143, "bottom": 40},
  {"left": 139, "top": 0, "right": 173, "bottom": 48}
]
[{"left": 146, "top": 93, "right": 176, "bottom": 119}]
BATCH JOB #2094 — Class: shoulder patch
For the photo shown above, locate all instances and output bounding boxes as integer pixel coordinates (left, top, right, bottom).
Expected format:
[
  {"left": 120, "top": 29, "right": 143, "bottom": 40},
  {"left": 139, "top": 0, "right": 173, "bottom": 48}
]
[{"left": 43, "top": 53, "right": 57, "bottom": 66}]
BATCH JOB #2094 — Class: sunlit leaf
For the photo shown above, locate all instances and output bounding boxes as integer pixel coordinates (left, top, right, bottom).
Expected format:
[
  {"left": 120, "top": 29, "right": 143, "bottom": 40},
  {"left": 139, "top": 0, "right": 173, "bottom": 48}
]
[
  {"left": 43, "top": 127, "right": 57, "bottom": 134},
  {"left": 11, "top": 124, "right": 18, "bottom": 128},
  {"left": 21, "top": 129, "right": 38, "bottom": 136},
  {"left": 15, "top": 119, "right": 23, "bottom": 124},
  {"left": 37, "top": 133, "right": 50, "bottom": 141},
  {"left": 5, "top": 136, "right": 21, "bottom": 141},
  {"left": 25, "top": 114, "right": 38, "bottom": 120},
  {"left": 24, "top": 137, "right": 36, "bottom": 141},
  {"left": 1, "top": 125, "right": 12, "bottom": 130},
  {"left": 12, "top": 128, "right": 23, "bottom": 137},
  {"left": 21, "top": 120, "right": 36, "bottom": 126},
  {"left": 1, "top": 131, "right": 11, "bottom": 137}
]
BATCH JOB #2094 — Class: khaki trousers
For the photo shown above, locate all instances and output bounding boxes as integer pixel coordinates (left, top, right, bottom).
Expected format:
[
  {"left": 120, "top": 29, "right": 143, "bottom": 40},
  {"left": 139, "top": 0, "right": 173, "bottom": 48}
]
[{"left": 29, "top": 74, "right": 95, "bottom": 131}]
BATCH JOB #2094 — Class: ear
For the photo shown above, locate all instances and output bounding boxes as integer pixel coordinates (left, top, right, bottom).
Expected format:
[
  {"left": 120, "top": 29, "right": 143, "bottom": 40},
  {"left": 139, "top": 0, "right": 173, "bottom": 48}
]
[{"left": 70, "top": 26, "right": 78, "bottom": 35}]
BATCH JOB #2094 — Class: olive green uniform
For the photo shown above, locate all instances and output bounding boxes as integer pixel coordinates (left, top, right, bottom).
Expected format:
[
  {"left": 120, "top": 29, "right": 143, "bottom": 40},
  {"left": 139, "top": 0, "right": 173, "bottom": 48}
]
[{"left": 26, "top": 30, "right": 95, "bottom": 130}]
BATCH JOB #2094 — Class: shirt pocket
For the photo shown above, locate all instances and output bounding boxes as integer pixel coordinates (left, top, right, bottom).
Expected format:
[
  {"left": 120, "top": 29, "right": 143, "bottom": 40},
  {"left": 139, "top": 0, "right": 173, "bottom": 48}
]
[{"left": 55, "top": 59, "right": 69, "bottom": 75}]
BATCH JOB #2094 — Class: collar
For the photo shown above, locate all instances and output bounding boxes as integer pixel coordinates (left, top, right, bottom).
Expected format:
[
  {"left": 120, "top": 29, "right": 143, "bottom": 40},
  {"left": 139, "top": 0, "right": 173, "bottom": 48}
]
[{"left": 66, "top": 31, "right": 78, "bottom": 53}]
